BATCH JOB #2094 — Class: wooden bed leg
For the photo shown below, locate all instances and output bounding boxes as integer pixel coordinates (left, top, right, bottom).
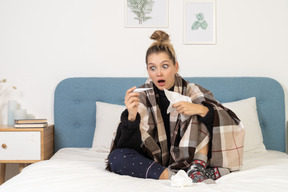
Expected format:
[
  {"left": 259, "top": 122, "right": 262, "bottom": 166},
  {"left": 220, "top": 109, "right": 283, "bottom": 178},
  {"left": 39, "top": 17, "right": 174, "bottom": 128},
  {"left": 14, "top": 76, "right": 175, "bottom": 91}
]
[
  {"left": 0, "top": 163, "right": 6, "bottom": 185},
  {"left": 19, "top": 163, "right": 25, "bottom": 173}
]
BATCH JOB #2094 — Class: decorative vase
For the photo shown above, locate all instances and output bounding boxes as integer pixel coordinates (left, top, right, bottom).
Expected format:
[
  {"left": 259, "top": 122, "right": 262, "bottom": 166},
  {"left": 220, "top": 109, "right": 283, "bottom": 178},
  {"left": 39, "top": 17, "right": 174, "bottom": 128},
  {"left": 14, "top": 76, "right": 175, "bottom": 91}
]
[{"left": 7, "top": 100, "right": 18, "bottom": 126}]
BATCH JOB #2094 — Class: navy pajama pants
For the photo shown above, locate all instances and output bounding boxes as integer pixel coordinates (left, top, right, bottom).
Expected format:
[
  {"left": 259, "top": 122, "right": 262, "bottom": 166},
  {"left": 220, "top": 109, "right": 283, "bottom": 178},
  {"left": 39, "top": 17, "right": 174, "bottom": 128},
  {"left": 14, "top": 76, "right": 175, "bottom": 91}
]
[{"left": 108, "top": 148, "right": 166, "bottom": 179}]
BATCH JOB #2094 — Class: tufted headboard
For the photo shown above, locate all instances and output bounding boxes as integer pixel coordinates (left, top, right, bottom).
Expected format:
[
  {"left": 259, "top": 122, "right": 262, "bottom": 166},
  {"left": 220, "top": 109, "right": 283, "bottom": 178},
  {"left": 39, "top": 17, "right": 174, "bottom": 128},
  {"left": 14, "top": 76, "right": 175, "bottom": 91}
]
[{"left": 54, "top": 77, "right": 286, "bottom": 152}]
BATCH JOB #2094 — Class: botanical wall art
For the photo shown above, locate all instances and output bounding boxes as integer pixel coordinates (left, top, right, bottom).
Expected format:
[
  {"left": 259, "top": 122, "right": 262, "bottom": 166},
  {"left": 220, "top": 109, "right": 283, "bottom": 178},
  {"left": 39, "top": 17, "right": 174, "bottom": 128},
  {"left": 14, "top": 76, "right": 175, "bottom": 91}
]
[
  {"left": 184, "top": 0, "right": 216, "bottom": 44},
  {"left": 124, "top": 0, "right": 168, "bottom": 28}
]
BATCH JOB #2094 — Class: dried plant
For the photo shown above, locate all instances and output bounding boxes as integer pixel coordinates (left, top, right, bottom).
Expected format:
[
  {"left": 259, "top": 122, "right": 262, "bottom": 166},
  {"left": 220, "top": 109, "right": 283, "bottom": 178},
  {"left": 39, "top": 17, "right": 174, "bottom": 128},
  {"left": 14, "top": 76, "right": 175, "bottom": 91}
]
[{"left": 0, "top": 78, "right": 16, "bottom": 97}]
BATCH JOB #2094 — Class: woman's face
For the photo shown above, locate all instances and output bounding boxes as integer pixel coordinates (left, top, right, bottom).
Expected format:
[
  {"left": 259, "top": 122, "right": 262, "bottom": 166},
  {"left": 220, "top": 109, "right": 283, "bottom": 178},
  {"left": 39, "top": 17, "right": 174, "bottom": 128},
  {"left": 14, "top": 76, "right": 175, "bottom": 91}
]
[{"left": 147, "top": 52, "right": 178, "bottom": 91}]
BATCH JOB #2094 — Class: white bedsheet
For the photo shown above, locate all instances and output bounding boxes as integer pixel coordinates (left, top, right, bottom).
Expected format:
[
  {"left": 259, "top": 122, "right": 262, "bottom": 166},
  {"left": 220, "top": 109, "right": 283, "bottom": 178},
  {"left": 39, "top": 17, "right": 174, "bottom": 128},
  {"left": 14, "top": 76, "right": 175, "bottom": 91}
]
[{"left": 1, "top": 148, "right": 288, "bottom": 192}]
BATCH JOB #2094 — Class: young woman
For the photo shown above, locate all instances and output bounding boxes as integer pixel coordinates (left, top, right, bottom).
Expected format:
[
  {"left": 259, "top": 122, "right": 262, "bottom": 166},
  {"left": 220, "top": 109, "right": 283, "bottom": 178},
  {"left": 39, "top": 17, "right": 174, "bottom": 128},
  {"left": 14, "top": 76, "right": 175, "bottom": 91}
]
[{"left": 106, "top": 30, "right": 244, "bottom": 183}]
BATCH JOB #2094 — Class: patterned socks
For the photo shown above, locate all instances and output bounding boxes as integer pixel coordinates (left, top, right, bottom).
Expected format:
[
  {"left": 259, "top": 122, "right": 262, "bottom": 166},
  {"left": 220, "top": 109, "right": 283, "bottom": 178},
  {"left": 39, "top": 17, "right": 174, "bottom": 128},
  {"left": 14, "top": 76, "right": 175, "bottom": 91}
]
[
  {"left": 187, "top": 159, "right": 208, "bottom": 183},
  {"left": 186, "top": 154, "right": 230, "bottom": 183},
  {"left": 205, "top": 167, "right": 230, "bottom": 180}
]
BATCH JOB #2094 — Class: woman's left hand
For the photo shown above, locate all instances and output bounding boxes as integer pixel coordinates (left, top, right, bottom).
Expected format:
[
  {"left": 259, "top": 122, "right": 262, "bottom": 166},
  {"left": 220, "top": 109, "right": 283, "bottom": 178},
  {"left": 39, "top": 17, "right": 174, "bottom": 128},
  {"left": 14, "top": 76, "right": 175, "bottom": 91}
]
[{"left": 172, "top": 101, "right": 208, "bottom": 117}]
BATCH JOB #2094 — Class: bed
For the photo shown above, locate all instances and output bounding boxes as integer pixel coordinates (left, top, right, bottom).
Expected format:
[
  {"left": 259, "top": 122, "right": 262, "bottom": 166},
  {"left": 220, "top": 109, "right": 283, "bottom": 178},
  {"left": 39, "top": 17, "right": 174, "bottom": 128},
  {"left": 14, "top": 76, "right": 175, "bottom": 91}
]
[{"left": 0, "top": 77, "right": 287, "bottom": 192}]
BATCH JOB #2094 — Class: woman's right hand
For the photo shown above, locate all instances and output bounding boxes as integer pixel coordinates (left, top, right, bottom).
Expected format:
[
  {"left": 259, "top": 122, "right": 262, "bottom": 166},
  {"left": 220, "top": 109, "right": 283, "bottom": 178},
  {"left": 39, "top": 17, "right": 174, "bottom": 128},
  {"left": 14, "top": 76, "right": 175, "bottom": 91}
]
[{"left": 124, "top": 86, "right": 140, "bottom": 122}]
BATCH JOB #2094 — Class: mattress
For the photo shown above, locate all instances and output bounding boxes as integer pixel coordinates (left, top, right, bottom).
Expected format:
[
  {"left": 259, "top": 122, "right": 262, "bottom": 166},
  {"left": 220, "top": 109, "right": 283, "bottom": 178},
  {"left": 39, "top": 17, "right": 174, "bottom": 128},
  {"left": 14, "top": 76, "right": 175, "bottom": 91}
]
[{"left": 1, "top": 148, "right": 288, "bottom": 192}]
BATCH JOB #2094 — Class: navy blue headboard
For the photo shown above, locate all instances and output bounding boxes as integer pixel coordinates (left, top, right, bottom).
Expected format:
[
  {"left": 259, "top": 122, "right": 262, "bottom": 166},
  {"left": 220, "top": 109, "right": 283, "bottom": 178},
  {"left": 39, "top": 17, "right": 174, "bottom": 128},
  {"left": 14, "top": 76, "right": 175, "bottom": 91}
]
[{"left": 54, "top": 77, "right": 286, "bottom": 152}]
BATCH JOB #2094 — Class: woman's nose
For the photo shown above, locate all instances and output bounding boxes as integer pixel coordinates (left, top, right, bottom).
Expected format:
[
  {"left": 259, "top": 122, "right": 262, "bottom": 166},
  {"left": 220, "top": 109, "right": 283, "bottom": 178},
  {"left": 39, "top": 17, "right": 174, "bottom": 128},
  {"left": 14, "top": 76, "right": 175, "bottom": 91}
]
[{"left": 156, "top": 69, "right": 162, "bottom": 76}]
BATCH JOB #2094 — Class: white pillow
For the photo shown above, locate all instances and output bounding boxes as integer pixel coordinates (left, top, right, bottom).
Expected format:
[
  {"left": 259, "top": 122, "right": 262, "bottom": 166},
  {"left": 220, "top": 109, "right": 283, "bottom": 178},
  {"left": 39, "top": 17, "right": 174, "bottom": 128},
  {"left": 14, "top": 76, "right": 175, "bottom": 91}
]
[
  {"left": 92, "top": 98, "right": 266, "bottom": 153},
  {"left": 92, "top": 101, "right": 126, "bottom": 152},
  {"left": 223, "top": 97, "right": 267, "bottom": 153}
]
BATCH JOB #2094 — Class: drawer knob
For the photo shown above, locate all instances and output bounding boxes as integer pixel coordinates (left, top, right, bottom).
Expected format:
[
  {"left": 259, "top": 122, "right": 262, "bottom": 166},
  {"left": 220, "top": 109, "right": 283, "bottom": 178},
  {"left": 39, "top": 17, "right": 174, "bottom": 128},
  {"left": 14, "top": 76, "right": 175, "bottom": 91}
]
[{"left": 2, "top": 143, "right": 7, "bottom": 149}]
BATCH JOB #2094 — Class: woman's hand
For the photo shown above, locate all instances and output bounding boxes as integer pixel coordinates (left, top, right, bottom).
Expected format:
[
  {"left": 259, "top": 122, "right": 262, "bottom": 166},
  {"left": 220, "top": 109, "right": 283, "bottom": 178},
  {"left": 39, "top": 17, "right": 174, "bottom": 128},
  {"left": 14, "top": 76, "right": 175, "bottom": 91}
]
[
  {"left": 172, "top": 101, "right": 208, "bottom": 117},
  {"left": 124, "top": 86, "right": 140, "bottom": 122}
]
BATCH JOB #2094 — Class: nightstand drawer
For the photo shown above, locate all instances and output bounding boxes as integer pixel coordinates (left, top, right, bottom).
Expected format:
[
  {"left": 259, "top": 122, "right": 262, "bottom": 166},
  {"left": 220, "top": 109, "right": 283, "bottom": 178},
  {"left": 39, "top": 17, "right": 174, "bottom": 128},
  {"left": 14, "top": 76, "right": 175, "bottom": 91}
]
[{"left": 0, "top": 132, "right": 41, "bottom": 160}]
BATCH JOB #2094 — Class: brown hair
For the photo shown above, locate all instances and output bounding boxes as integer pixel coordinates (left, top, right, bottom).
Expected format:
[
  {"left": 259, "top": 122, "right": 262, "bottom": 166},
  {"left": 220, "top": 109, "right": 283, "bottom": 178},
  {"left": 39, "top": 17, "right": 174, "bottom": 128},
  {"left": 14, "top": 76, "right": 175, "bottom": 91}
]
[{"left": 145, "top": 30, "right": 177, "bottom": 65}]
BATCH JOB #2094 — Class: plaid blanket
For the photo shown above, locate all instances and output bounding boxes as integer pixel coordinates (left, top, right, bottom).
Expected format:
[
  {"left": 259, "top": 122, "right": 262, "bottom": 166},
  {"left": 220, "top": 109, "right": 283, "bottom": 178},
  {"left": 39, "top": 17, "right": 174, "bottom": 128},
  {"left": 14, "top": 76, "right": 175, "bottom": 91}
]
[{"left": 138, "top": 74, "right": 245, "bottom": 171}]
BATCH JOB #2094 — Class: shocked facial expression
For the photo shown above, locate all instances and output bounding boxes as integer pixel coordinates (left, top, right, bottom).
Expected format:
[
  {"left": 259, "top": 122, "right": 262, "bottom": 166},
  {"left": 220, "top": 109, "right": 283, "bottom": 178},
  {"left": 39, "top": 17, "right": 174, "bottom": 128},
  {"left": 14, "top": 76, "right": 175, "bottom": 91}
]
[{"left": 147, "top": 52, "right": 179, "bottom": 91}]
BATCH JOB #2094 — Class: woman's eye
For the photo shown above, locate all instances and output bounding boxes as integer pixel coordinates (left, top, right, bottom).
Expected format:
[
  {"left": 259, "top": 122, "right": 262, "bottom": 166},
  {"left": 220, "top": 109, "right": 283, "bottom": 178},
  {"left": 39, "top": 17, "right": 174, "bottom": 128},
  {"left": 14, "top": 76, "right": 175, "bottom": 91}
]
[
  {"left": 163, "top": 64, "right": 168, "bottom": 69},
  {"left": 150, "top": 66, "right": 156, "bottom": 71}
]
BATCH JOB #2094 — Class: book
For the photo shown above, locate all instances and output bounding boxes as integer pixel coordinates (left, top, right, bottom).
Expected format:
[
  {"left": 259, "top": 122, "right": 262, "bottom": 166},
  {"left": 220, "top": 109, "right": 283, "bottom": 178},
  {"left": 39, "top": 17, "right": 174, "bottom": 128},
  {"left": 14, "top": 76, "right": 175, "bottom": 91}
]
[
  {"left": 14, "top": 123, "right": 48, "bottom": 128},
  {"left": 14, "top": 119, "right": 47, "bottom": 124}
]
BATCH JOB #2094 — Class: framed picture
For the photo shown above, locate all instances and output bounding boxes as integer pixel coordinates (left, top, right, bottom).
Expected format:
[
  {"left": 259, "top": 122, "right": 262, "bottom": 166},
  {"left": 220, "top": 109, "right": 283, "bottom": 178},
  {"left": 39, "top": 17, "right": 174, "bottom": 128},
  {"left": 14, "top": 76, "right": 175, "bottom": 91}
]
[
  {"left": 124, "top": 0, "right": 169, "bottom": 28},
  {"left": 184, "top": 0, "right": 216, "bottom": 44}
]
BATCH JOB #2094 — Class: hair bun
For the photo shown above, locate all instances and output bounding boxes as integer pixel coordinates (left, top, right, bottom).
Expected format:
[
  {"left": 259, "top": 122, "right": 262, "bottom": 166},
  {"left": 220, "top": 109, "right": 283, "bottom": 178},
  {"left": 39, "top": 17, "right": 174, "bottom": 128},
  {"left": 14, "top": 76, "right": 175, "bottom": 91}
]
[
  {"left": 146, "top": 30, "right": 177, "bottom": 65},
  {"left": 150, "top": 30, "right": 170, "bottom": 43}
]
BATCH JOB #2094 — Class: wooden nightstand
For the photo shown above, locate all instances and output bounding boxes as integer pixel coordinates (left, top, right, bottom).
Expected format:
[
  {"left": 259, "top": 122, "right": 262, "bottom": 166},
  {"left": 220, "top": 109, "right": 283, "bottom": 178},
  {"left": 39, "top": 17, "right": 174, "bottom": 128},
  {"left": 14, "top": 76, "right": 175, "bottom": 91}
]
[{"left": 0, "top": 124, "right": 54, "bottom": 185}]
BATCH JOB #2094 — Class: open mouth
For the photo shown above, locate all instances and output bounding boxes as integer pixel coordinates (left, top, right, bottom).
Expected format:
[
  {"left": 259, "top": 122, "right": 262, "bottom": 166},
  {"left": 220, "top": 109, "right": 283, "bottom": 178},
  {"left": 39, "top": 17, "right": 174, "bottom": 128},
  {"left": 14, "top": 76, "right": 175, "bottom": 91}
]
[{"left": 158, "top": 79, "right": 165, "bottom": 86}]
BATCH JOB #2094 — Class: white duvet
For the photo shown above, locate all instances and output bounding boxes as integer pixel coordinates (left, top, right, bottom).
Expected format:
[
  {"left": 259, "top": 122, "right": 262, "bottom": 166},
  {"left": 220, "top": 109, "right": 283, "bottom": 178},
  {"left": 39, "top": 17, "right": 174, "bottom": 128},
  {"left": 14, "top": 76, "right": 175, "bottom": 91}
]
[{"left": 1, "top": 148, "right": 288, "bottom": 192}]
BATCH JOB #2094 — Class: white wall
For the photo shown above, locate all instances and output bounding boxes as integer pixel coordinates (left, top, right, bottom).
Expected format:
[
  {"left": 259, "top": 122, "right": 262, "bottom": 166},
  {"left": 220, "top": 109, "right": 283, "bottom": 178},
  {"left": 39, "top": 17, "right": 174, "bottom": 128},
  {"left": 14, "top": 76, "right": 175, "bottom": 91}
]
[
  {"left": 0, "top": 0, "right": 288, "bottom": 180},
  {"left": 1, "top": 0, "right": 288, "bottom": 124}
]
